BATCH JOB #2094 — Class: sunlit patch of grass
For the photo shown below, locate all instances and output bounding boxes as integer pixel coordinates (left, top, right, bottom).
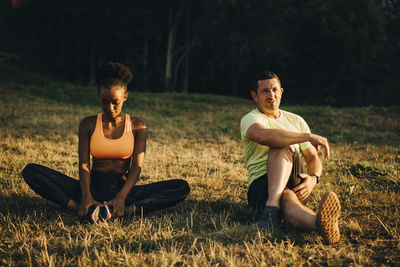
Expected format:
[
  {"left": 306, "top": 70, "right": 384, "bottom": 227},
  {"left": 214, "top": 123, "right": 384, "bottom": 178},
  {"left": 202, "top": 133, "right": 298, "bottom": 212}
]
[{"left": 0, "top": 71, "right": 400, "bottom": 265}]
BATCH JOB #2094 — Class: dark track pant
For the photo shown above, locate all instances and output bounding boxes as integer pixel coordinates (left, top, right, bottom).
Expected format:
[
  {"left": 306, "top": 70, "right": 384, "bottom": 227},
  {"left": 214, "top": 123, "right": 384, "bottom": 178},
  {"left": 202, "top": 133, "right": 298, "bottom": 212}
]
[{"left": 21, "top": 163, "right": 190, "bottom": 214}]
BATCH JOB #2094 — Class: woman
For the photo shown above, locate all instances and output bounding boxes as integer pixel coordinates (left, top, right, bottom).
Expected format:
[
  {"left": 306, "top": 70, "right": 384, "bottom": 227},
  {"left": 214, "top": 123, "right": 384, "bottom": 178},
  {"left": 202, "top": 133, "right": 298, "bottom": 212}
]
[{"left": 22, "top": 62, "right": 190, "bottom": 222}]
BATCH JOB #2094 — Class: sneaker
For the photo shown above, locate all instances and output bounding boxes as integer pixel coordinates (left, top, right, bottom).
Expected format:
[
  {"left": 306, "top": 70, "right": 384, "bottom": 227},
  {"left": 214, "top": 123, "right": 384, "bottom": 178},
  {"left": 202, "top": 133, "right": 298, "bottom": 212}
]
[
  {"left": 256, "top": 206, "right": 282, "bottom": 230},
  {"left": 103, "top": 204, "right": 114, "bottom": 221},
  {"left": 316, "top": 192, "right": 341, "bottom": 244},
  {"left": 87, "top": 204, "right": 101, "bottom": 223}
]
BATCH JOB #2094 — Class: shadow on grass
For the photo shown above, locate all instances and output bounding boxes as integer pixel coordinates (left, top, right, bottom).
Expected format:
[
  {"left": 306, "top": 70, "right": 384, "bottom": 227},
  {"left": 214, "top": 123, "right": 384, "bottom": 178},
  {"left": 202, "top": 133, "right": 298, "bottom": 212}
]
[
  {"left": 153, "top": 199, "right": 315, "bottom": 247},
  {"left": 1, "top": 193, "right": 317, "bottom": 248},
  {"left": 0, "top": 193, "right": 81, "bottom": 226}
]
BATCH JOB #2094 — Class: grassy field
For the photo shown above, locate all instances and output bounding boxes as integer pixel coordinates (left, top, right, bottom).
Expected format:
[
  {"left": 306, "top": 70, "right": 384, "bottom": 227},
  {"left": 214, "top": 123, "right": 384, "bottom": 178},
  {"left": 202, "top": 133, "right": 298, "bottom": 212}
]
[{"left": 0, "top": 66, "right": 400, "bottom": 266}]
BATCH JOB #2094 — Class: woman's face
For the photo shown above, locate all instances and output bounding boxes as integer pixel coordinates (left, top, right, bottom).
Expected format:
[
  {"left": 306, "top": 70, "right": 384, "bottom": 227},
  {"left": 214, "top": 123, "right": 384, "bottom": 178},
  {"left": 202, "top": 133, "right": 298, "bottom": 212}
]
[{"left": 99, "top": 84, "right": 128, "bottom": 119}]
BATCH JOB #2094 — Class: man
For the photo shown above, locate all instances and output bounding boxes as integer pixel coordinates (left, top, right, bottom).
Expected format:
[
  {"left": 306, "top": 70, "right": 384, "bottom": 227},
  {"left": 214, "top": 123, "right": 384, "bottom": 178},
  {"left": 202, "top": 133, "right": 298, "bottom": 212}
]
[{"left": 240, "top": 71, "right": 341, "bottom": 244}]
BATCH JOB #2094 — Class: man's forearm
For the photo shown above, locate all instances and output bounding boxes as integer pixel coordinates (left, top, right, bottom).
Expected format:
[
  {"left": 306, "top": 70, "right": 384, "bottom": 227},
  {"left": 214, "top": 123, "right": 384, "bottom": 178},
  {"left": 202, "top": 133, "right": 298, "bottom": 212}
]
[
  {"left": 306, "top": 157, "right": 322, "bottom": 177},
  {"left": 253, "top": 128, "right": 311, "bottom": 148}
]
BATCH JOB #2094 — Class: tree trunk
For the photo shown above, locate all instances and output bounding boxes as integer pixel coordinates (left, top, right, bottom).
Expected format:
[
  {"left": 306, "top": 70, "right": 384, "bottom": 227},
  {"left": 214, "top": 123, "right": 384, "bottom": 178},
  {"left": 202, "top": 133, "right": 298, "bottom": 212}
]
[
  {"left": 183, "top": 52, "right": 189, "bottom": 93},
  {"left": 76, "top": 40, "right": 83, "bottom": 84},
  {"left": 143, "top": 39, "right": 149, "bottom": 87},
  {"left": 165, "top": 11, "right": 176, "bottom": 92},
  {"left": 97, "top": 37, "right": 104, "bottom": 67},
  {"left": 88, "top": 39, "right": 96, "bottom": 85}
]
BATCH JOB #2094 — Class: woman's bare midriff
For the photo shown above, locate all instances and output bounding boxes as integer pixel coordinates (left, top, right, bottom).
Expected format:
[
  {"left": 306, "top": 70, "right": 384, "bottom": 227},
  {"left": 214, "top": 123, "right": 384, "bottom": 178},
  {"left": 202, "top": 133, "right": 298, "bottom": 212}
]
[{"left": 92, "top": 158, "right": 131, "bottom": 174}]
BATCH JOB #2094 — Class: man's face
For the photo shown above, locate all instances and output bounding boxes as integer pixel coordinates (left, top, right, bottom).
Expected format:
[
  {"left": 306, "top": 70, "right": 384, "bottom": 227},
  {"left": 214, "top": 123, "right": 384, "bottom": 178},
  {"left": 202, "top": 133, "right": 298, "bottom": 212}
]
[{"left": 251, "top": 78, "right": 283, "bottom": 113}]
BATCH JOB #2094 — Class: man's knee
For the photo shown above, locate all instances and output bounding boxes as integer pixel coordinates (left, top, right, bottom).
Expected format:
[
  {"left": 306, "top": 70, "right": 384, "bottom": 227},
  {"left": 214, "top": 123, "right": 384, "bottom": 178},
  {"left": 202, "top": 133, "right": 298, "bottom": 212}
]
[
  {"left": 281, "top": 189, "right": 296, "bottom": 204},
  {"left": 281, "top": 189, "right": 298, "bottom": 216},
  {"left": 268, "top": 145, "right": 296, "bottom": 159}
]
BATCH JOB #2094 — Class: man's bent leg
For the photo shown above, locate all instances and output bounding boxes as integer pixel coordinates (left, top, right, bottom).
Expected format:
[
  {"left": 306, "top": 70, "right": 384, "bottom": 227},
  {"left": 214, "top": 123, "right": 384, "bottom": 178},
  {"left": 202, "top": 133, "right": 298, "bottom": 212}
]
[
  {"left": 281, "top": 189, "right": 316, "bottom": 230},
  {"left": 255, "top": 146, "right": 296, "bottom": 230},
  {"left": 282, "top": 189, "right": 341, "bottom": 244},
  {"left": 266, "top": 146, "right": 296, "bottom": 208}
]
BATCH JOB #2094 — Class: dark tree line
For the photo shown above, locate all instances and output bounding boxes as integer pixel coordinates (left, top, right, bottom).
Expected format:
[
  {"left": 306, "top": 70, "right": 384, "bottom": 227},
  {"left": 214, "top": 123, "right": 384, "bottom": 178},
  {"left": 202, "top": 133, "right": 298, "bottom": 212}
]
[{"left": 1, "top": 0, "right": 399, "bottom": 106}]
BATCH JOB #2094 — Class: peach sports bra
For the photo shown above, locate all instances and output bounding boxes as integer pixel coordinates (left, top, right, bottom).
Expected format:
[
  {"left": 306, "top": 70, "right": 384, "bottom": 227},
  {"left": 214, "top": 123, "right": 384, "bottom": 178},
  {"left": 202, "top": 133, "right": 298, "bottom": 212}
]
[{"left": 90, "top": 113, "right": 134, "bottom": 159}]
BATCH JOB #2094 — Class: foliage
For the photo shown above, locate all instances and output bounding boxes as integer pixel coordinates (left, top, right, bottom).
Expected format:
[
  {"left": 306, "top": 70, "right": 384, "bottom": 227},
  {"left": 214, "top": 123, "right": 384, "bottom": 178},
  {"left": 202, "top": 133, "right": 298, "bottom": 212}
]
[{"left": 0, "top": 0, "right": 399, "bottom": 105}]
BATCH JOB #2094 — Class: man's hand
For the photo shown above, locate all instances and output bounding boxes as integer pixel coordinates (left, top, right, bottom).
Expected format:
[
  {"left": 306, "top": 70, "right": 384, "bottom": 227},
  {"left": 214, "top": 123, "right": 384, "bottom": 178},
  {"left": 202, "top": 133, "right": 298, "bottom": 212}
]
[
  {"left": 292, "top": 173, "right": 317, "bottom": 202},
  {"left": 78, "top": 197, "right": 100, "bottom": 218},
  {"left": 105, "top": 195, "right": 126, "bottom": 218},
  {"left": 309, "top": 134, "right": 330, "bottom": 159}
]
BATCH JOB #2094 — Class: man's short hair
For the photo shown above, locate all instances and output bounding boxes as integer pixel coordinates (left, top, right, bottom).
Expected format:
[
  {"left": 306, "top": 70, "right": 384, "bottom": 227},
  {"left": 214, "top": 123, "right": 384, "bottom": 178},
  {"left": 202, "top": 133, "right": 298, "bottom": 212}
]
[
  {"left": 252, "top": 71, "right": 281, "bottom": 92},
  {"left": 95, "top": 62, "right": 133, "bottom": 92}
]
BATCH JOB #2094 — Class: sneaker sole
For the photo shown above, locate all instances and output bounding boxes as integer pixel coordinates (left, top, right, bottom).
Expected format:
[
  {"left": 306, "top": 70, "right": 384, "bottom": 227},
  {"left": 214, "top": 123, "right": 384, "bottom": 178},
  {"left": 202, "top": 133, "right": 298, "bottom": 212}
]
[
  {"left": 103, "top": 205, "right": 112, "bottom": 221},
  {"left": 89, "top": 206, "right": 101, "bottom": 223},
  {"left": 317, "top": 192, "right": 341, "bottom": 244}
]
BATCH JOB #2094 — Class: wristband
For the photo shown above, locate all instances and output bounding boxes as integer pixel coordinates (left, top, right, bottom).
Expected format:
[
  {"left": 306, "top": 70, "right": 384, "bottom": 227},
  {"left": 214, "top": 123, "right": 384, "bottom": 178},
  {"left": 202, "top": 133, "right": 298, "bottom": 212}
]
[{"left": 311, "top": 174, "right": 319, "bottom": 184}]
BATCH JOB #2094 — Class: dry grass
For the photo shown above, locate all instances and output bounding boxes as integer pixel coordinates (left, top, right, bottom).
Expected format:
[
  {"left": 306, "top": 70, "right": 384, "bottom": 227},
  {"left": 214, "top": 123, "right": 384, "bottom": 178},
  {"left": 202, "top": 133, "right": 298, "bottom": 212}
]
[{"left": 0, "top": 77, "right": 399, "bottom": 266}]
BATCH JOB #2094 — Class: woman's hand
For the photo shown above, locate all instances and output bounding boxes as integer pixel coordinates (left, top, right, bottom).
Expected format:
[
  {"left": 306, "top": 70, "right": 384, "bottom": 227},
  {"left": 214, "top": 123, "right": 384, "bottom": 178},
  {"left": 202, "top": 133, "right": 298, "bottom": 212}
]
[
  {"left": 292, "top": 173, "right": 317, "bottom": 202},
  {"left": 78, "top": 197, "right": 100, "bottom": 218},
  {"left": 105, "top": 195, "right": 126, "bottom": 218}
]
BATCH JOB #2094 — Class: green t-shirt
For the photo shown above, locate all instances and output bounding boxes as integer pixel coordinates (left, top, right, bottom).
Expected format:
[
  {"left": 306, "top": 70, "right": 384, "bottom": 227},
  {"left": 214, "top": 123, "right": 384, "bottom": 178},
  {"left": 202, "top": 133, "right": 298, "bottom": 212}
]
[{"left": 240, "top": 108, "right": 312, "bottom": 186}]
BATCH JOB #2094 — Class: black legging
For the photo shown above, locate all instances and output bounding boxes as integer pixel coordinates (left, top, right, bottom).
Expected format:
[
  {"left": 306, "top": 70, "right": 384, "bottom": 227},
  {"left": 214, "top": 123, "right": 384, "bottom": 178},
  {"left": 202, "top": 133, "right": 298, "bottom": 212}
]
[{"left": 21, "top": 163, "right": 190, "bottom": 214}]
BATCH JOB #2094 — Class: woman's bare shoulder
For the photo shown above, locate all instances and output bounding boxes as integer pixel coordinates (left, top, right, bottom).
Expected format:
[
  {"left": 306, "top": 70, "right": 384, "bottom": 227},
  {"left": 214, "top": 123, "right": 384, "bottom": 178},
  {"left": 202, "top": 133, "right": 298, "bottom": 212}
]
[
  {"left": 129, "top": 115, "right": 146, "bottom": 130},
  {"left": 79, "top": 115, "right": 98, "bottom": 131}
]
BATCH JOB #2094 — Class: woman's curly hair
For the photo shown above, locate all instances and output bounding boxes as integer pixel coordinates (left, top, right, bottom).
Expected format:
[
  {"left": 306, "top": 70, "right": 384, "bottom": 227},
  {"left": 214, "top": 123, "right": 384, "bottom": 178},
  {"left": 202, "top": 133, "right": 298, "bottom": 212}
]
[{"left": 95, "top": 62, "right": 133, "bottom": 92}]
